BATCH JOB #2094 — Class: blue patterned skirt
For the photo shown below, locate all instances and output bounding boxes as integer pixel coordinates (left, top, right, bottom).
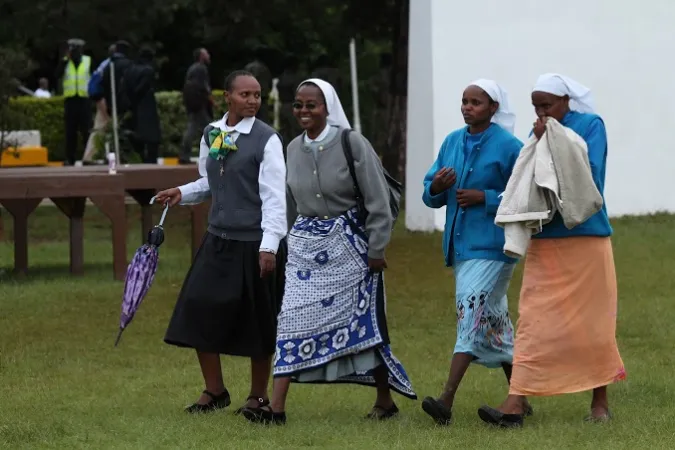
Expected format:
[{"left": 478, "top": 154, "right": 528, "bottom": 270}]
[
  {"left": 273, "top": 209, "right": 416, "bottom": 399},
  {"left": 453, "top": 259, "right": 515, "bottom": 368}
]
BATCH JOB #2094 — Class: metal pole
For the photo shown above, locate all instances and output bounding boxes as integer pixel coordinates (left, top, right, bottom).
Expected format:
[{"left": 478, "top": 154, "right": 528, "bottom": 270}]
[
  {"left": 349, "top": 38, "right": 362, "bottom": 133},
  {"left": 109, "top": 61, "right": 121, "bottom": 164}
]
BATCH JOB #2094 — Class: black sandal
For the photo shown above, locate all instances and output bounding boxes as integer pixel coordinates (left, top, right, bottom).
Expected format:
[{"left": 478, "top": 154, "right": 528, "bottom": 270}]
[
  {"left": 477, "top": 405, "right": 524, "bottom": 428},
  {"left": 242, "top": 405, "right": 287, "bottom": 425},
  {"left": 366, "top": 403, "right": 399, "bottom": 420},
  {"left": 421, "top": 397, "right": 452, "bottom": 425},
  {"left": 234, "top": 395, "right": 270, "bottom": 415},
  {"left": 184, "top": 389, "right": 231, "bottom": 414}
]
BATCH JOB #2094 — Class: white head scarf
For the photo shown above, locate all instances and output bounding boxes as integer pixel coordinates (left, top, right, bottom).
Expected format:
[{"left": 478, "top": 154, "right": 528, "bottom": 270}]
[
  {"left": 468, "top": 79, "right": 516, "bottom": 134},
  {"left": 297, "top": 78, "right": 351, "bottom": 129},
  {"left": 532, "top": 73, "right": 595, "bottom": 114}
]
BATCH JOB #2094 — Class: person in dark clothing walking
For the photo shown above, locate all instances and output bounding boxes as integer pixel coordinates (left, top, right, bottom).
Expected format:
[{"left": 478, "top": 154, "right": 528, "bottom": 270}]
[
  {"left": 55, "top": 38, "right": 92, "bottom": 165},
  {"left": 180, "top": 48, "right": 212, "bottom": 164},
  {"left": 125, "top": 46, "right": 162, "bottom": 163},
  {"left": 102, "top": 40, "right": 134, "bottom": 118}
]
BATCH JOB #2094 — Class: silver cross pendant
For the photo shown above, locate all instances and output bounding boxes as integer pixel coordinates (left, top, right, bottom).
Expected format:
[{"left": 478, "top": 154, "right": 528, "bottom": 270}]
[{"left": 219, "top": 162, "right": 224, "bottom": 176}]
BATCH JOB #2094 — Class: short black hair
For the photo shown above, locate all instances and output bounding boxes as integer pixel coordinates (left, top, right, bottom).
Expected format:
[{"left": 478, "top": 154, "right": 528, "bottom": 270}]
[
  {"left": 224, "top": 70, "right": 255, "bottom": 92},
  {"left": 115, "top": 40, "right": 131, "bottom": 54}
]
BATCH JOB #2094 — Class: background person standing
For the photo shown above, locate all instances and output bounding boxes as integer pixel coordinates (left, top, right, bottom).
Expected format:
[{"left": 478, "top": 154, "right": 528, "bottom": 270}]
[
  {"left": 180, "top": 48, "right": 212, "bottom": 164},
  {"left": 55, "top": 38, "right": 92, "bottom": 165}
]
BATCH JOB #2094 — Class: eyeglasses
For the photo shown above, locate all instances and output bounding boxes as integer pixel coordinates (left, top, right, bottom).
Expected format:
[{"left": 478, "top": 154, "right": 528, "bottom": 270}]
[{"left": 292, "top": 102, "right": 324, "bottom": 111}]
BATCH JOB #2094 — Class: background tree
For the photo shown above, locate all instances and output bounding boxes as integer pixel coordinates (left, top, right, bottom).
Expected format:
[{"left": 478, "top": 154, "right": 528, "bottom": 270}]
[{"left": 0, "top": 0, "right": 409, "bottom": 180}]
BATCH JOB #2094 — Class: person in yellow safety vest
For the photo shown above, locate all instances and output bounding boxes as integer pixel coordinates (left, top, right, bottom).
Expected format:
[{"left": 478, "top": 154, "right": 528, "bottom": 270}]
[{"left": 56, "top": 38, "right": 93, "bottom": 165}]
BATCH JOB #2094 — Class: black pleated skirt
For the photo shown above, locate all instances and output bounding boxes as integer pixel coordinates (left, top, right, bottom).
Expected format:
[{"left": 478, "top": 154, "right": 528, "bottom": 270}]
[{"left": 164, "top": 232, "right": 287, "bottom": 357}]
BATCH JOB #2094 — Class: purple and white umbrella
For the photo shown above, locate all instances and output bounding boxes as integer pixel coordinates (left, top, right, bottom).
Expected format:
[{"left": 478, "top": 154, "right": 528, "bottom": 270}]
[{"left": 114, "top": 199, "right": 169, "bottom": 347}]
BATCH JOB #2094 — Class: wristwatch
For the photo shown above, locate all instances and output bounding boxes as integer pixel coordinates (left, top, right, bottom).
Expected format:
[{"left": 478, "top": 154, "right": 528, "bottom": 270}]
[{"left": 259, "top": 248, "right": 276, "bottom": 255}]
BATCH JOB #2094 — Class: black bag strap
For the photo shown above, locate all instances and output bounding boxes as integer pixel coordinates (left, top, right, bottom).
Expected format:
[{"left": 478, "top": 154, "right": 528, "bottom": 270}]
[{"left": 341, "top": 129, "right": 365, "bottom": 208}]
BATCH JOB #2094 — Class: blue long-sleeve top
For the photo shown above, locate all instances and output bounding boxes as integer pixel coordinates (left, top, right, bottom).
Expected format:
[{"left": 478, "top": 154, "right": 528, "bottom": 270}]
[
  {"left": 422, "top": 123, "right": 523, "bottom": 267},
  {"left": 534, "top": 111, "right": 613, "bottom": 239}
]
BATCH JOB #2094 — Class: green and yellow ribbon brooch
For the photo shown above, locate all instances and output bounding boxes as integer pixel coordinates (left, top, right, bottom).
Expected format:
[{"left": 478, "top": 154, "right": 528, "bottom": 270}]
[{"left": 208, "top": 128, "right": 238, "bottom": 160}]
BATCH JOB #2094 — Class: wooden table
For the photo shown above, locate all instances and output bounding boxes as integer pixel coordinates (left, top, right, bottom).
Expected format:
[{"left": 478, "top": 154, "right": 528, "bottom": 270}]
[
  {"left": 0, "top": 172, "right": 127, "bottom": 280},
  {"left": 0, "top": 165, "right": 209, "bottom": 280},
  {"left": 4, "top": 165, "right": 209, "bottom": 255}
]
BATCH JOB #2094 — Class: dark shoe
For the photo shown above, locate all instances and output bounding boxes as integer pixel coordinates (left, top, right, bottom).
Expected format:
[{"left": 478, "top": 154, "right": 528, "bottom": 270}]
[
  {"left": 184, "top": 389, "right": 231, "bottom": 414},
  {"left": 421, "top": 397, "right": 453, "bottom": 425},
  {"left": 234, "top": 395, "right": 270, "bottom": 415},
  {"left": 477, "top": 405, "right": 524, "bottom": 428},
  {"left": 366, "top": 403, "right": 399, "bottom": 420},
  {"left": 242, "top": 406, "right": 287, "bottom": 425}
]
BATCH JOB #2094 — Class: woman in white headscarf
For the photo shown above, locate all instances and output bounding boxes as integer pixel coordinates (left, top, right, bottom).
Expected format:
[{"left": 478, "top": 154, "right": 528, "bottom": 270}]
[
  {"left": 420, "top": 79, "right": 528, "bottom": 426},
  {"left": 242, "top": 78, "right": 416, "bottom": 425},
  {"left": 477, "top": 74, "right": 625, "bottom": 428}
]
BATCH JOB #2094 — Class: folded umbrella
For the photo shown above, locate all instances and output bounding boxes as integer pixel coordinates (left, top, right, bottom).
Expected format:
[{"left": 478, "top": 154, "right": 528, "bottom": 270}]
[{"left": 114, "top": 199, "right": 169, "bottom": 346}]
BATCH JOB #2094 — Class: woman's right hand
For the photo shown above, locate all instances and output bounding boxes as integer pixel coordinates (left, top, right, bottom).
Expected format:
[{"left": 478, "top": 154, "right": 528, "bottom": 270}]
[
  {"left": 154, "top": 188, "right": 182, "bottom": 207},
  {"left": 533, "top": 117, "right": 549, "bottom": 140},
  {"left": 430, "top": 167, "right": 456, "bottom": 195}
]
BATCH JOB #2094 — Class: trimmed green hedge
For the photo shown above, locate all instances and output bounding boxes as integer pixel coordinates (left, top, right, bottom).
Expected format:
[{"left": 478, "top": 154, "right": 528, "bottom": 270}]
[{"left": 6, "top": 91, "right": 227, "bottom": 161}]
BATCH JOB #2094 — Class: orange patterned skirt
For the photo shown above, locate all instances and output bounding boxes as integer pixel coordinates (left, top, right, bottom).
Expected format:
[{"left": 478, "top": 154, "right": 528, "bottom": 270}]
[{"left": 509, "top": 237, "right": 626, "bottom": 396}]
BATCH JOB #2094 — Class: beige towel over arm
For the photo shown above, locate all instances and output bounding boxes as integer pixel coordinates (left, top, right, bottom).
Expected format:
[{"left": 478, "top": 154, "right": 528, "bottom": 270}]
[{"left": 495, "top": 119, "right": 603, "bottom": 258}]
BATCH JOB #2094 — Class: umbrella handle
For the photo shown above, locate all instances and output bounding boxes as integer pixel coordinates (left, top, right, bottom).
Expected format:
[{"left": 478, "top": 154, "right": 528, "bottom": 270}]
[
  {"left": 157, "top": 203, "right": 169, "bottom": 227},
  {"left": 149, "top": 196, "right": 170, "bottom": 228}
]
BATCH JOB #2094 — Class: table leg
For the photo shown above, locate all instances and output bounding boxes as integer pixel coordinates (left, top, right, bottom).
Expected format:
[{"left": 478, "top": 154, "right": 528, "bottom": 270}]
[
  {"left": 91, "top": 194, "right": 128, "bottom": 281},
  {"left": 0, "top": 207, "right": 4, "bottom": 241},
  {"left": 190, "top": 203, "right": 209, "bottom": 259},
  {"left": 0, "top": 199, "right": 42, "bottom": 275},
  {"left": 52, "top": 198, "right": 86, "bottom": 276},
  {"left": 128, "top": 189, "right": 155, "bottom": 245}
]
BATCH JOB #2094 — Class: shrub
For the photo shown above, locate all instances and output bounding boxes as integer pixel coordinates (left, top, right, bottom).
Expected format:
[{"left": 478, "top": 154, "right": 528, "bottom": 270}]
[{"left": 6, "top": 90, "right": 228, "bottom": 161}]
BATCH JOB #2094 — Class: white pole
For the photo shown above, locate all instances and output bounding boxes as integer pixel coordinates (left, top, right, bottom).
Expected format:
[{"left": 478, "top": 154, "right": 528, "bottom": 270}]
[
  {"left": 349, "top": 38, "right": 362, "bottom": 134},
  {"left": 109, "top": 61, "right": 121, "bottom": 164},
  {"left": 270, "top": 78, "right": 281, "bottom": 131}
]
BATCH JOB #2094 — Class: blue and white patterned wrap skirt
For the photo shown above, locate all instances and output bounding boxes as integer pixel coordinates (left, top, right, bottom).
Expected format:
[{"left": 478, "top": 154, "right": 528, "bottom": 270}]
[{"left": 273, "top": 208, "right": 416, "bottom": 399}]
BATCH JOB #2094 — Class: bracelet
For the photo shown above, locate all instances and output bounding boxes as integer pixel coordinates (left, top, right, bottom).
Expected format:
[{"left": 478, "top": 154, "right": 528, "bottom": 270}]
[{"left": 259, "top": 248, "right": 276, "bottom": 255}]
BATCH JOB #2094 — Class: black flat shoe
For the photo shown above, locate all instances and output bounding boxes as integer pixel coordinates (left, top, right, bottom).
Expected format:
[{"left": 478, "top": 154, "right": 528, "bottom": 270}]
[
  {"left": 242, "top": 406, "right": 287, "bottom": 425},
  {"left": 234, "top": 395, "right": 270, "bottom": 415},
  {"left": 184, "top": 389, "right": 231, "bottom": 414},
  {"left": 421, "top": 397, "right": 452, "bottom": 425},
  {"left": 477, "top": 405, "right": 524, "bottom": 428},
  {"left": 366, "top": 403, "right": 399, "bottom": 420}
]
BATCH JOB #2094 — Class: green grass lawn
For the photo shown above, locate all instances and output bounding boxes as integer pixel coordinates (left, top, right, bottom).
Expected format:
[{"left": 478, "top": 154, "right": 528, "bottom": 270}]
[{"left": 1, "top": 206, "right": 674, "bottom": 449}]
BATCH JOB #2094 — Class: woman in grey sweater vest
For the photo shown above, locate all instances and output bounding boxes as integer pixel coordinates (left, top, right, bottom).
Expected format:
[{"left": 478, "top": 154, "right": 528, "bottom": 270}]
[
  {"left": 242, "top": 78, "right": 416, "bottom": 425},
  {"left": 155, "top": 71, "right": 287, "bottom": 415}
]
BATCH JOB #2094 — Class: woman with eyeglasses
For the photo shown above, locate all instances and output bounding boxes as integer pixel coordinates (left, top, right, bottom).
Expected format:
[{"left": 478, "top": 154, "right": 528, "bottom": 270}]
[{"left": 242, "top": 78, "right": 416, "bottom": 425}]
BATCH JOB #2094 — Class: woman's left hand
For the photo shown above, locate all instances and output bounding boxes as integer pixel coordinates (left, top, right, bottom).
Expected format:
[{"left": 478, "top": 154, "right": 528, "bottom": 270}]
[
  {"left": 456, "top": 189, "right": 485, "bottom": 208},
  {"left": 368, "top": 258, "right": 388, "bottom": 272}
]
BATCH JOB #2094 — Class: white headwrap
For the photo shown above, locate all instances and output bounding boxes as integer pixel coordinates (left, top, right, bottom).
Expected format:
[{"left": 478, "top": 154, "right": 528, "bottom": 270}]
[
  {"left": 468, "top": 79, "right": 516, "bottom": 134},
  {"left": 532, "top": 73, "right": 595, "bottom": 114},
  {"left": 297, "top": 78, "right": 351, "bottom": 129}
]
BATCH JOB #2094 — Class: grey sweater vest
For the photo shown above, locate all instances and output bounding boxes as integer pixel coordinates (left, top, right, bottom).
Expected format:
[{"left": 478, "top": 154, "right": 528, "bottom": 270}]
[{"left": 205, "top": 119, "right": 280, "bottom": 241}]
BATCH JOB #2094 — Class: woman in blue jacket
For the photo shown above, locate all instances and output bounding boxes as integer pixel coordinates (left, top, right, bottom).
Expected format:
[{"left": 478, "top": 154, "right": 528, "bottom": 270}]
[{"left": 420, "top": 79, "right": 530, "bottom": 425}]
